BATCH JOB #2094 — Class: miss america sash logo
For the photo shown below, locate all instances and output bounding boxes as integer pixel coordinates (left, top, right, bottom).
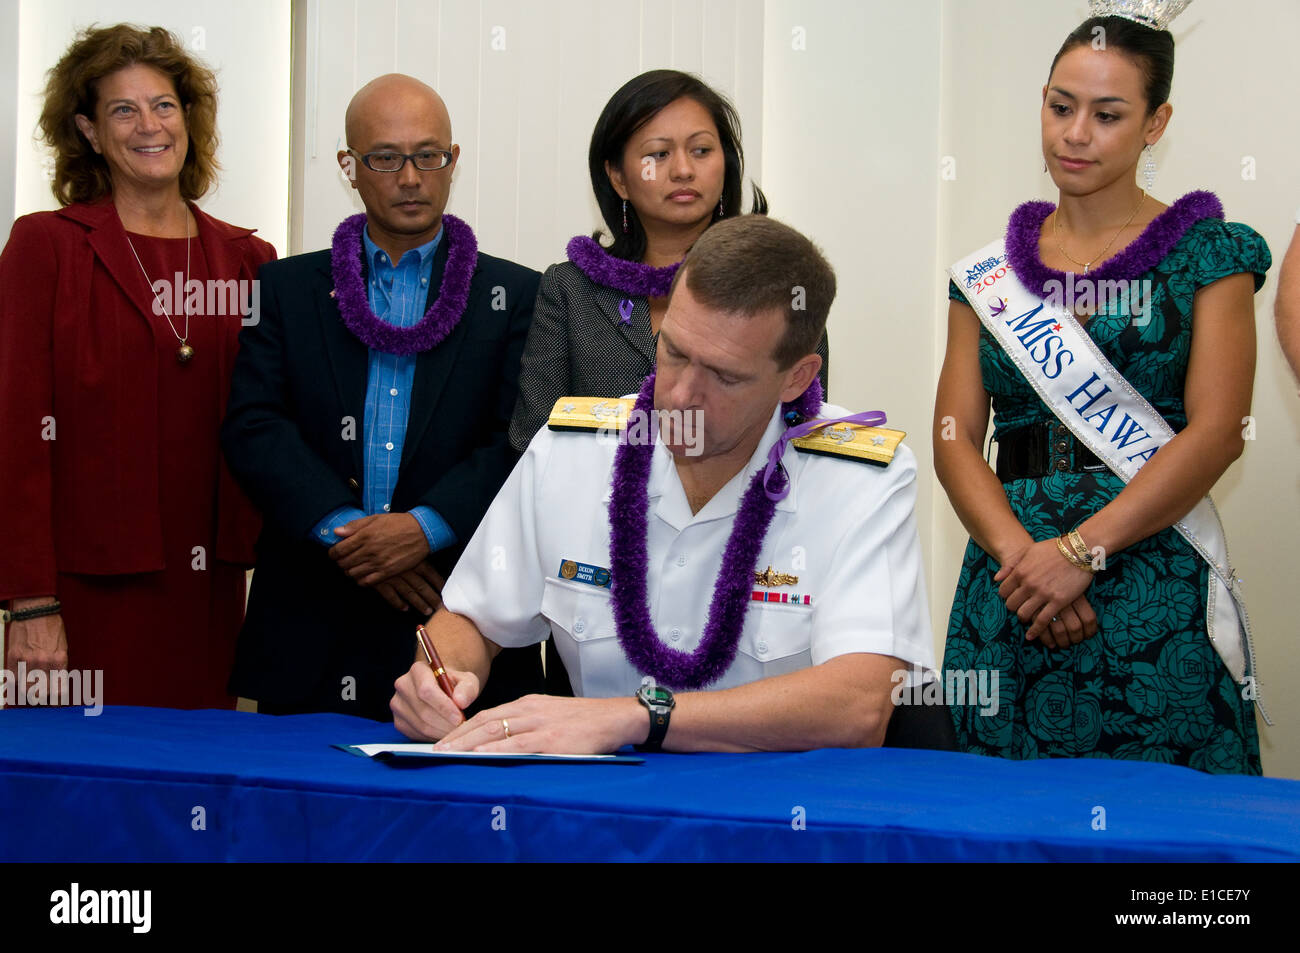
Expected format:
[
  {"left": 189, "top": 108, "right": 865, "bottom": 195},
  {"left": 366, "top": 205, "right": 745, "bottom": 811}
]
[{"left": 950, "top": 239, "right": 1264, "bottom": 712}]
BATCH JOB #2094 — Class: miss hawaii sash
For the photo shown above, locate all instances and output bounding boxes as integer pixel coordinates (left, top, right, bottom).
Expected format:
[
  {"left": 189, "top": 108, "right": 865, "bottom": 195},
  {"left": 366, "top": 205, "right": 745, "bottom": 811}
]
[{"left": 950, "top": 240, "right": 1265, "bottom": 717}]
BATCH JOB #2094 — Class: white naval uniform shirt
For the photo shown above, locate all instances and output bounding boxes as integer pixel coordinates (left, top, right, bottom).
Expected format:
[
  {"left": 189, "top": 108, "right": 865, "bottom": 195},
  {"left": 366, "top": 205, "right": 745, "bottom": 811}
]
[{"left": 441, "top": 403, "right": 935, "bottom": 698}]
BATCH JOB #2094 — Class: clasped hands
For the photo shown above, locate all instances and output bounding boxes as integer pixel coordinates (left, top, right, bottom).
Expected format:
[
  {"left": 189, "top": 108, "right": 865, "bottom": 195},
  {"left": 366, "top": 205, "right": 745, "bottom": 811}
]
[
  {"left": 329, "top": 513, "right": 444, "bottom": 614},
  {"left": 995, "top": 538, "right": 1099, "bottom": 649},
  {"left": 391, "top": 662, "right": 640, "bottom": 755}
]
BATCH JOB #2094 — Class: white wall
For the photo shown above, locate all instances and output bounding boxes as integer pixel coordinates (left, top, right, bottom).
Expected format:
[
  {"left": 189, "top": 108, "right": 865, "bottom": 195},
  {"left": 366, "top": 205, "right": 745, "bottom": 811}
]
[{"left": 11, "top": 0, "right": 291, "bottom": 255}]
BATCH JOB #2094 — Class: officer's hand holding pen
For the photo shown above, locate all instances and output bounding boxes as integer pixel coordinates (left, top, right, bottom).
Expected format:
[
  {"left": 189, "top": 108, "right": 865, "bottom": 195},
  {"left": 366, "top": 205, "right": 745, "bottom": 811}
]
[{"left": 390, "top": 626, "right": 478, "bottom": 740}]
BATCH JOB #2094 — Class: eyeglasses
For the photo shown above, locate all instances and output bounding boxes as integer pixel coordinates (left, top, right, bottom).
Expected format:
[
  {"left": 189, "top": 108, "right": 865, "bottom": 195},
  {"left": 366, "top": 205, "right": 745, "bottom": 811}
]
[{"left": 348, "top": 148, "right": 454, "bottom": 173}]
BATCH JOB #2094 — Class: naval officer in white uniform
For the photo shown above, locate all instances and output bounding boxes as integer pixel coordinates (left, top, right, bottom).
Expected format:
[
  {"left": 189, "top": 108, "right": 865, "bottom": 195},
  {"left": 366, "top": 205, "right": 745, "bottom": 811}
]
[{"left": 391, "top": 216, "right": 934, "bottom": 753}]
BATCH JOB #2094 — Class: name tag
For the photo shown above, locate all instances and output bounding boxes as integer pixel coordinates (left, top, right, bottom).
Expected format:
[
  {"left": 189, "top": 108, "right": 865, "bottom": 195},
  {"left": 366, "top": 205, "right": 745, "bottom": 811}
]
[{"left": 558, "top": 559, "right": 611, "bottom": 588}]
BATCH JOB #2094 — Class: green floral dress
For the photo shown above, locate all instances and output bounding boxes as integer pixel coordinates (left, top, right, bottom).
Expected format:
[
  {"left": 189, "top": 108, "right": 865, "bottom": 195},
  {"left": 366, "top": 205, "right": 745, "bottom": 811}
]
[{"left": 942, "top": 206, "right": 1270, "bottom": 775}]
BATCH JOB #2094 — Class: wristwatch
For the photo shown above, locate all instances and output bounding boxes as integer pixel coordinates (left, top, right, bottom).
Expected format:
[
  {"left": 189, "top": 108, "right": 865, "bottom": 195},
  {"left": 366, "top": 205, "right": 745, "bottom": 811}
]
[{"left": 634, "top": 681, "right": 675, "bottom": 753}]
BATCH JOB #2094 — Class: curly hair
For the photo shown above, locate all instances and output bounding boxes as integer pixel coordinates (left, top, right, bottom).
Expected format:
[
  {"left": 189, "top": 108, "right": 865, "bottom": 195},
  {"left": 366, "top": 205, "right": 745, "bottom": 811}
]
[{"left": 38, "top": 23, "right": 220, "bottom": 205}]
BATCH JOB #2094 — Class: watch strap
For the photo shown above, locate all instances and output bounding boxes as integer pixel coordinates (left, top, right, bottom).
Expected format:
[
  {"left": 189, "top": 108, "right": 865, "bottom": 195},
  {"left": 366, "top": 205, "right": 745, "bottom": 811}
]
[
  {"left": 1, "top": 600, "right": 62, "bottom": 624},
  {"left": 633, "top": 687, "right": 673, "bottom": 753}
]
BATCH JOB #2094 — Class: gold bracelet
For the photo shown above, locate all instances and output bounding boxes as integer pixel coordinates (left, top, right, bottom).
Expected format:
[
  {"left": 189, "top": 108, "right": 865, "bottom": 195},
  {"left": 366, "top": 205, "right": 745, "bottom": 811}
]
[
  {"left": 1055, "top": 536, "right": 1081, "bottom": 566},
  {"left": 1067, "top": 529, "right": 1092, "bottom": 564},
  {"left": 1056, "top": 536, "right": 1095, "bottom": 573}
]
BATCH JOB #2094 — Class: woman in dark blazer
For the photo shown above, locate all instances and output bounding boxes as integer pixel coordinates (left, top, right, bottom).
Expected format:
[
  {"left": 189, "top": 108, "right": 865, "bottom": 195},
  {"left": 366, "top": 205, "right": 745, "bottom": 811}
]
[
  {"left": 508, "top": 70, "right": 829, "bottom": 451},
  {"left": 0, "top": 25, "right": 276, "bottom": 708}
]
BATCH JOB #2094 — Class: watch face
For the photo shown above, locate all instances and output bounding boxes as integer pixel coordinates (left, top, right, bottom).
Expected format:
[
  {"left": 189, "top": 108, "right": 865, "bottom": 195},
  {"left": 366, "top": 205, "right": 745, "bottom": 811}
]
[{"left": 642, "top": 685, "right": 674, "bottom": 706}]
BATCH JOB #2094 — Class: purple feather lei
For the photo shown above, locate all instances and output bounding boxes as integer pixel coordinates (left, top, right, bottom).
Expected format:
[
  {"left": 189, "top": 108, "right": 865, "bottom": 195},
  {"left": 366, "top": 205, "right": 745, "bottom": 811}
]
[
  {"left": 1005, "top": 190, "right": 1223, "bottom": 294},
  {"left": 566, "top": 234, "right": 680, "bottom": 298},
  {"left": 608, "top": 372, "right": 822, "bottom": 690},
  {"left": 330, "top": 212, "right": 478, "bottom": 355}
]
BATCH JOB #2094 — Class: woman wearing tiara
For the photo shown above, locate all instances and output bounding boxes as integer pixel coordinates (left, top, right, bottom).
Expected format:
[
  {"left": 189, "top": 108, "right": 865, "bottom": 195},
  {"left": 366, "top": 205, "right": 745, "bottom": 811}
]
[
  {"left": 934, "top": 3, "right": 1269, "bottom": 773},
  {"left": 507, "top": 69, "right": 829, "bottom": 452}
]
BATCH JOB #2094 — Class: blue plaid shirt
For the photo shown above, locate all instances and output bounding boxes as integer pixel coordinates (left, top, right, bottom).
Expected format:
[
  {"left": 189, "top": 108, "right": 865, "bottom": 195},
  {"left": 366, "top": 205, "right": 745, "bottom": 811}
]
[{"left": 311, "top": 226, "right": 455, "bottom": 553}]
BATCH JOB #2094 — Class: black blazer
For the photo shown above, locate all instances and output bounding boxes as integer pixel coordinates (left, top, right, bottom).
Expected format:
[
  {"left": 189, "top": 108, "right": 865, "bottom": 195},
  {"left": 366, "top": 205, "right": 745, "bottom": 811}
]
[
  {"left": 221, "top": 236, "right": 541, "bottom": 720},
  {"left": 508, "top": 260, "right": 831, "bottom": 451}
]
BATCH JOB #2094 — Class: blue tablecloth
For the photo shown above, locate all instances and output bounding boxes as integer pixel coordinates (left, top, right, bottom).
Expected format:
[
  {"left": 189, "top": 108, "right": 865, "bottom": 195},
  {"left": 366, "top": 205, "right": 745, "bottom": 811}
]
[{"left": 1, "top": 706, "right": 1296, "bottom": 861}]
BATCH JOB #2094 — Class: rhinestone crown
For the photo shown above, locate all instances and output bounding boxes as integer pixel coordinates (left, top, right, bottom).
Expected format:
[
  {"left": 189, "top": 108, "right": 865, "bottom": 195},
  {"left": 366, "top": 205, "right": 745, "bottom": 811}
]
[{"left": 1087, "top": 0, "right": 1193, "bottom": 31}]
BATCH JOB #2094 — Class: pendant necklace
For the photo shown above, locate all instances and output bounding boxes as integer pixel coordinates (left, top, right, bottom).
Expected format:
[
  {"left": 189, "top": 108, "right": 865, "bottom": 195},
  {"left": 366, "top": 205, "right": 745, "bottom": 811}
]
[
  {"left": 1053, "top": 189, "right": 1146, "bottom": 275},
  {"left": 127, "top": 217, "right": 193, "bottom": 363}
]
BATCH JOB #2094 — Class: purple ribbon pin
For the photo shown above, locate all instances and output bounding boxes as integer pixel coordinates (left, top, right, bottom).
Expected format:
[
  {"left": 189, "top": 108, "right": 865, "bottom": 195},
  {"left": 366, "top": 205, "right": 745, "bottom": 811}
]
[
  {"left": 762, "top": 409, "right": 887, "bottom": 501},
  {"left": 618, "top": 299, "right": 634, "bottom": 325}
]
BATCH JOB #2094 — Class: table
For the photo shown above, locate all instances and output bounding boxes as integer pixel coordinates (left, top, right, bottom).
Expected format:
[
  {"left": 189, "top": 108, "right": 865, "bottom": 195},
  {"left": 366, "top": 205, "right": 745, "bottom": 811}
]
[{"left": 1, "top": 707, "right": 1297, "bottom": 861}]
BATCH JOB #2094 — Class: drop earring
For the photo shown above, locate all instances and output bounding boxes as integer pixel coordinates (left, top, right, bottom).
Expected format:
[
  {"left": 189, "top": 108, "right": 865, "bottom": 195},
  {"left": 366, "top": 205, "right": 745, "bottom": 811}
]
[
  {"left": 1142, "top": 144, "right": 1156, "bottom": 190},
  {"left": 622, "top": 199, "right": 629, "bottom": 234},
  {"left": 716, "top": 196, "right": 725, "bottom": 219}
]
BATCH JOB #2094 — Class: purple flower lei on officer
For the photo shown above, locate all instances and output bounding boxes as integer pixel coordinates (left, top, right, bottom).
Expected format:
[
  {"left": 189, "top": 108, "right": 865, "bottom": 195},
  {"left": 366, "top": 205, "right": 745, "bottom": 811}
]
[
  {"left": 330, "top": 212, "right": 478, "bottom": 355},
  {"left": 608, "top": 373, "right": 855, "bottom": 691},
  {"left": 566, "top": 234, "right": 680, "bottom": 298},
  {"left": 1005, "top": 190, "right": 1223, "bottom": 292}
]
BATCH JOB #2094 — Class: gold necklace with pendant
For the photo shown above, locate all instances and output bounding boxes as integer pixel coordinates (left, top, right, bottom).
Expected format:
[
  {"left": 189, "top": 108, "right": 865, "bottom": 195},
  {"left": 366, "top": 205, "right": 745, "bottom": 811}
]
[
  {"left": 126, "top": 219, "right": 193, "bottom": 363},
  {"left": 1053, "top": 189, "right": 1146, "bottom": 275}
]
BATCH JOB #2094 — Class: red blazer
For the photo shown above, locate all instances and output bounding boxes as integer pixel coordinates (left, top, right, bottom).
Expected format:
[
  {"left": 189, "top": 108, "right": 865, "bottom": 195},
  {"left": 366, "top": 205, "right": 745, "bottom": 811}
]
[{"left": 0, "top": 199, "right": 277, "bottom": 600}]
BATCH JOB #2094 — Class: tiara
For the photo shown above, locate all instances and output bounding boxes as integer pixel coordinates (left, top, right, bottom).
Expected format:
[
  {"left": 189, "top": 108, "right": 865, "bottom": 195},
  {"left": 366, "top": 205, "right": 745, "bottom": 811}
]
[{"left": 1087, "top": 0, "right": 1192, "bottom": 31}]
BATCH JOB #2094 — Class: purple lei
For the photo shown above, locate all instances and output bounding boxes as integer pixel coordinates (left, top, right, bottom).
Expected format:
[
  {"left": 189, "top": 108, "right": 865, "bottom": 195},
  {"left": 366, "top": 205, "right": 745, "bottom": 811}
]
[
  {"left": 1006, "top": 190, "right": 1224, "bottom": 293},
  {"left": 566, "top": 234, "right": 680, "bottom": 298},
  {"left": 330, "top": 212, "right": 478, "bottom": 355},
  {"left": 607, "top": 373, "right": 838, "bottom": 691}
]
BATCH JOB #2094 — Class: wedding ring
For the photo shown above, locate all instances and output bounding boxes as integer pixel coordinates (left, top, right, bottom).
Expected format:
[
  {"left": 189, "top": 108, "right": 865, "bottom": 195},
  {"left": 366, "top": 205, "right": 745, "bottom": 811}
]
[{"left": 502, "top": 718, "right": 511, "bottom": 739}]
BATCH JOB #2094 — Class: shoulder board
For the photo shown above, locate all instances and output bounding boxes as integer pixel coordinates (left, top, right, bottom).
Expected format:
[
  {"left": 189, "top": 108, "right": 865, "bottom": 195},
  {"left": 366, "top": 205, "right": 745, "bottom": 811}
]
[
  {"left": 792, "top": 425, "right": 906, "bottom": 467},
  {"left": 547, "top": 396, "right": 634, "bottom": 433}
]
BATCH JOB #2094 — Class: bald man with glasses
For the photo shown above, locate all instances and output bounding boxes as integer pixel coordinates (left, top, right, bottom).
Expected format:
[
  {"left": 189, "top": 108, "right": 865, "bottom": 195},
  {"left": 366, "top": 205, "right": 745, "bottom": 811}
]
[{"left": 222, "top": 74, "right": 545, "bottom": 720}]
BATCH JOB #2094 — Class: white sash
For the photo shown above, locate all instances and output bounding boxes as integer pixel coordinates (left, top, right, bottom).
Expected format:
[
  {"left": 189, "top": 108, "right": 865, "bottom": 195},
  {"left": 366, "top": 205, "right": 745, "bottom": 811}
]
[{"left": 950, "top": 239, "right": 1266, "bottom": 719}]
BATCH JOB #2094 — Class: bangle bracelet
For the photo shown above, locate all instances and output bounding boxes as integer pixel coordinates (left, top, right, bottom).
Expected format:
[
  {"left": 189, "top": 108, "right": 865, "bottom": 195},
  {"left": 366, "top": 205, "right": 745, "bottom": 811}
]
[
  {"left": 1055, "top": 536, "right": 1095, "bottom": 573},
  {"left": 1067, "top": 529, "right": 1092, "bottom": 564},
  {"left": 1, "top": 600, "right": 62, "bottom": 624}
]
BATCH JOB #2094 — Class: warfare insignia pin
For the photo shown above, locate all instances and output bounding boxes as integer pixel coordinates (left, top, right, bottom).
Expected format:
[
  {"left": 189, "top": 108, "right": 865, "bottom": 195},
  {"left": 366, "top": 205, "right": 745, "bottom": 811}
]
[{"left": 753, "top": 566, "right": 799, "bottom": 587}]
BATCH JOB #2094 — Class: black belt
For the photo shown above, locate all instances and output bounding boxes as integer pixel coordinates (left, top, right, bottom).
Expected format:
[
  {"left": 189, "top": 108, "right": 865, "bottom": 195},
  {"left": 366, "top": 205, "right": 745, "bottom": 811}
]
[{"left": 995, "top": 421, "right": 1109, "bottom": 482}]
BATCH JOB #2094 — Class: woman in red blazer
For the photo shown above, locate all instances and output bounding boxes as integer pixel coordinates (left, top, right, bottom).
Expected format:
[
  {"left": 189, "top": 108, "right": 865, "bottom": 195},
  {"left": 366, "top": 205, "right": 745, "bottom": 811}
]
[{"left": 0, "top": 24, "right": 276, "bottom": 709}]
